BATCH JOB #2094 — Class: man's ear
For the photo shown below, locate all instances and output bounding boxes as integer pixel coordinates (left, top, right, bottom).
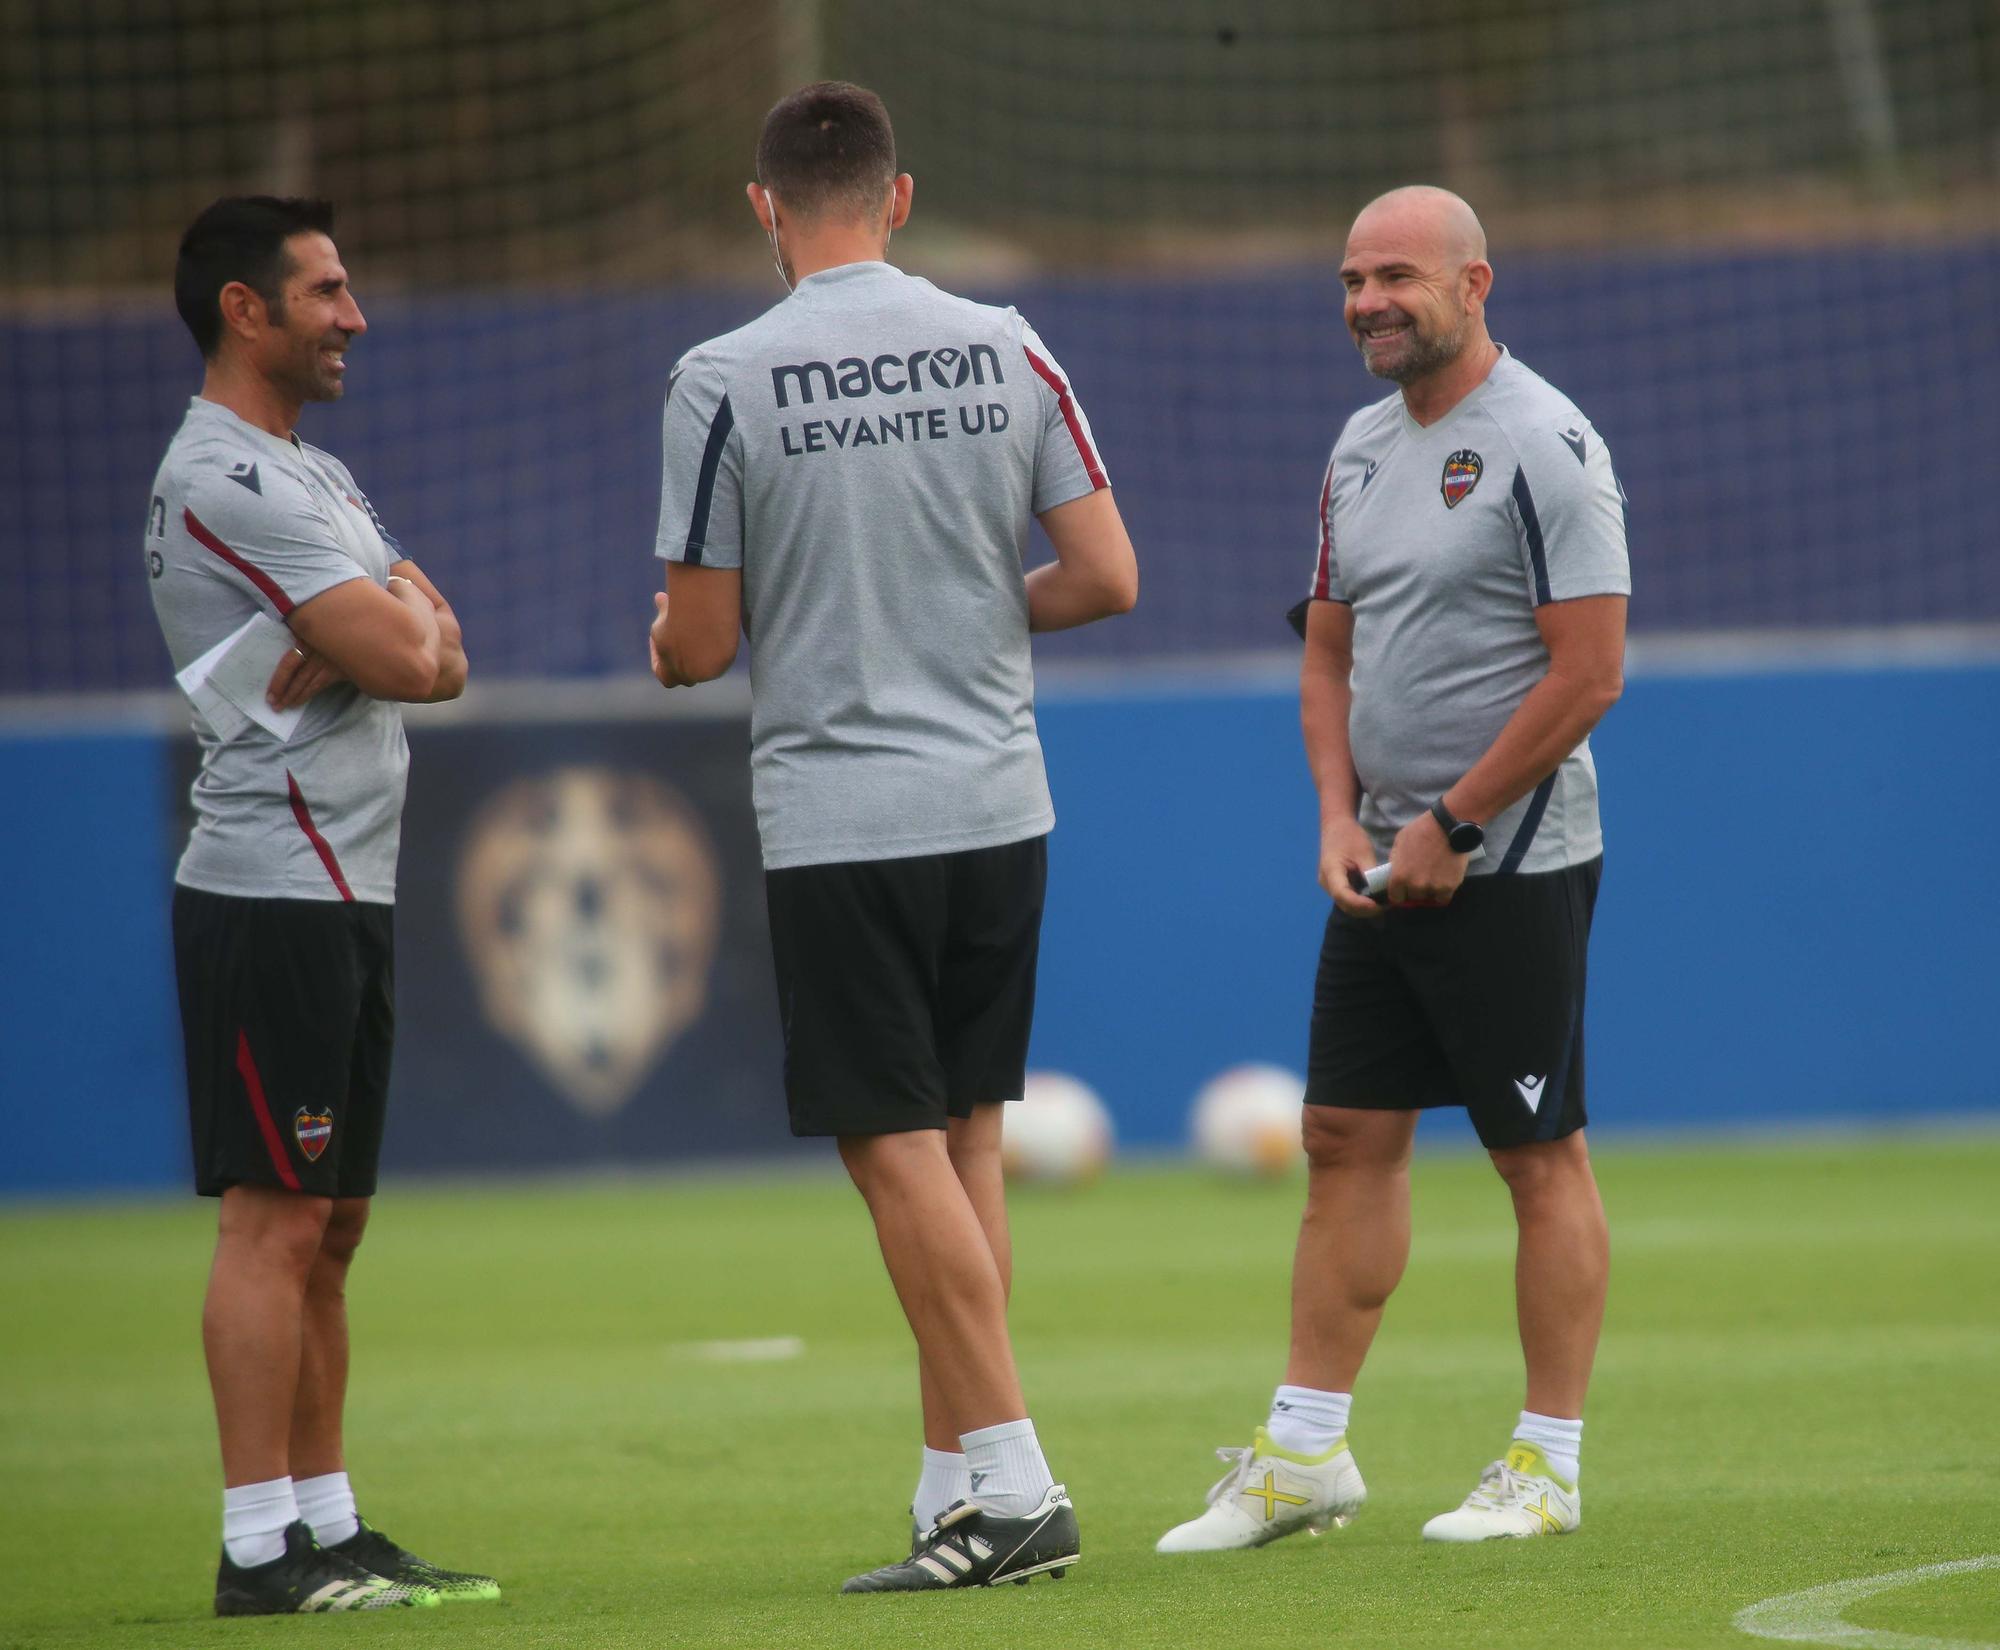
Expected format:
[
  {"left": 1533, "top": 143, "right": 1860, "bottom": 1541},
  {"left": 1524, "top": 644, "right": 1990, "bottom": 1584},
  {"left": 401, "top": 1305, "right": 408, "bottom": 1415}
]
[
  {"left": 889, "top": 173, "right": 914, "bottom": 232},
  {"left": 215, "top": 280, "right": 267, "bottom": 345},
  {"left": 1463, "top": 259, "right": 1494, "bottom": 308},
  {"left": 746, "top": 181, "right": 775, "bottom": 234}
]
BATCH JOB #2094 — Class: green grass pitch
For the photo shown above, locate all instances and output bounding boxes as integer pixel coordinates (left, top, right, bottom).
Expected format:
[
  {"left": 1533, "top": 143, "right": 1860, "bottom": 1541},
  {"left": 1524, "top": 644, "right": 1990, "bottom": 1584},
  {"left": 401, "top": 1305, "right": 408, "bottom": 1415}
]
[{"left": 3, "top": 1134, "right": 1997, "bottom": 1649}]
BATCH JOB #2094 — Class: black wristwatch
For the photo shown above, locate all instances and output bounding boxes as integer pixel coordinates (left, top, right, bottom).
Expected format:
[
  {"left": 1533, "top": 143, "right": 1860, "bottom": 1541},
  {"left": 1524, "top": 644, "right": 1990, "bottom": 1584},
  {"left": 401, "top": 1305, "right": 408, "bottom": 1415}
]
[{"left": 1429, "top": 797, "right": 1485, "bottom": 855}]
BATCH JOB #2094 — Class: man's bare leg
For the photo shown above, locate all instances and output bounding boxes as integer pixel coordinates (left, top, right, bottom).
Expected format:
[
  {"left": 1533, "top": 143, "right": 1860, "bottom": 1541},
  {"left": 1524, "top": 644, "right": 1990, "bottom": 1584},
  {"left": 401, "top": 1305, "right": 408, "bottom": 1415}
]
[
  {"left": 291, "top": 1197, "right": 369, "bottom": 1480},
  {"left": 919, "top": 1103, "right": 1013, "bottom": 1450},
  {"left": 840, "top": 1118, "right": 1072, "bottom": 1591},
  {"left": 1416, "top": 1129, "right": 1606, "bottom": 1541},
  {"left": 1284, "top": 1106, "right": 1419, "bottom": 1392},
  {"left": 285, "top": 1197, "right": 369, "bottom": 1551},
  {"left": 839, "top": 1127, "right": 1024, "bottom": 1432},
  {"left": 1157, "top": 1104, "right": 1401, "bottom": 1552},
  {"left": 204, "top": 1185, "right": 333, "bottom": 1488},
  {"left": 1490, "top": 1130, "right": 1607, "bottom": 1420}
]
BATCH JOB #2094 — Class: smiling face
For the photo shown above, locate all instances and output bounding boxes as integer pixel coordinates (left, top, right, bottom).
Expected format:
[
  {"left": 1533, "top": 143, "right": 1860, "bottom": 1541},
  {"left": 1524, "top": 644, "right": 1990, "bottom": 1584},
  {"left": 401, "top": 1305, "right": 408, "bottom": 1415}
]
[
  {"left": 1340, "top": 189, "right": 1490, "bottom": 387},
  {"left": 249, "top": 231, "right": 367, "bottom": 404}
]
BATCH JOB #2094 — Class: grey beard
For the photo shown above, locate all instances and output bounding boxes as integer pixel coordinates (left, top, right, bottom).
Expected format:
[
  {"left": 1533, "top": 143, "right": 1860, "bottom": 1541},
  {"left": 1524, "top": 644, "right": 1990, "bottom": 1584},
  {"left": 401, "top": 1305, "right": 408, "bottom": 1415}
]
[{"left": 1362, "top": 317, "right": 1470, "bottom": 385}]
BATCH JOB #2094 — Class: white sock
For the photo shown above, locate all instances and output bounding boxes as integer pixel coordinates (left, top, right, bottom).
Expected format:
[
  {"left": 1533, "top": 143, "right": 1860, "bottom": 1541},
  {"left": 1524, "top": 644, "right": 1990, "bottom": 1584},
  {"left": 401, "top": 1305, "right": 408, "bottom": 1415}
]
[
  {"left": 1513, "top": 1411, "right": 1583, "bottom": 1484},
  {"left": 222, "top": 1476, "right": 299, "bottom": 1568},
  {"left": 959, "top": 1418, "right": 1055, "bottom": 1519},
  {"left": 912, "top": 1447, "right": 971, "bottom": 1533},
  {"left": 294, "top": 1469, "right": 360, "bottom": 1547},
  {"left": 1265, "top": 1385, "right": 1352, "bottom": 1456}
]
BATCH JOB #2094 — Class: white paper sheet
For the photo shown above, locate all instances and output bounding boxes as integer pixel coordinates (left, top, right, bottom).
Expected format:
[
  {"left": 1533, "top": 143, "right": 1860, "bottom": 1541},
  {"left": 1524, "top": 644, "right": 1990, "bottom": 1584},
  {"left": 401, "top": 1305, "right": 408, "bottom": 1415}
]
[{"left": 174, "top": 613, "right": 307, "bottom": 742}]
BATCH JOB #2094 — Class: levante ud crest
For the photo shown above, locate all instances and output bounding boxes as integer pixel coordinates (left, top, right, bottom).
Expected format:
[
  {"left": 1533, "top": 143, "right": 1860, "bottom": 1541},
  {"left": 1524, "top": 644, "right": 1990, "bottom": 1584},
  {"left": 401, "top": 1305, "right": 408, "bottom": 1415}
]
[
  {"left": 294, "top": 1108, "right": 333, "bottom": 1162},
  {"left": 1441, "top": 449, "right": 1483, "bottom": 508}
]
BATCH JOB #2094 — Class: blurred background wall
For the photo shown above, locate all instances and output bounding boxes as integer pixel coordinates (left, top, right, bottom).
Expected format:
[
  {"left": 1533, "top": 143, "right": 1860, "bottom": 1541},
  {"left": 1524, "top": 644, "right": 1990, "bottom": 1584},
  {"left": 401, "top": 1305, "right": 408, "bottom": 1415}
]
[{"left": 2, "top": 0, "right": 1996, "bottom": 1193}]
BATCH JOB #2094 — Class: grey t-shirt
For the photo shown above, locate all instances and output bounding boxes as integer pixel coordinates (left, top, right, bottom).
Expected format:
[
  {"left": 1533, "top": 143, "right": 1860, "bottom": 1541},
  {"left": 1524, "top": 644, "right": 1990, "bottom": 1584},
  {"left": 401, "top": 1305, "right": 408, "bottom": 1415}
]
[
  {"left": 655, "top": 261, "right": 1108, "bottom": 870},
  {"left": 1307, "top": 349, "right": 1630, "bottom": 875},
  {"left": 147, "top": 397, "right": 409, "bottom": 903}
]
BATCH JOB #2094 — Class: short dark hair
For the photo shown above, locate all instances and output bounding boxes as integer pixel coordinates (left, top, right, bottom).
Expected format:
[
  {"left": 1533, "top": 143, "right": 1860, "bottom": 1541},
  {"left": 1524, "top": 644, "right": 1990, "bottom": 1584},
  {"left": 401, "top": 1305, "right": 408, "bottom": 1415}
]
[
  {"left": 174, "top": 196, "right": 336, "bottom": 358},
  {"left": 755, "top": 82, "right": 897, "bottom": 222}
]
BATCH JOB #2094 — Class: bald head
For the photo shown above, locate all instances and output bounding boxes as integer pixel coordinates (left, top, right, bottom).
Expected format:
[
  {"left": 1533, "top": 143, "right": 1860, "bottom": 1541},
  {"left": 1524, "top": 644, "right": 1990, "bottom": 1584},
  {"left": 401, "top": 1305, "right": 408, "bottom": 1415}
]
[
  {"left": 1347, "top": 186, "right": 1488, "bottom": 270},
  {"left": 1340, "top": 186, "right": 1497, "bottom": 394}
]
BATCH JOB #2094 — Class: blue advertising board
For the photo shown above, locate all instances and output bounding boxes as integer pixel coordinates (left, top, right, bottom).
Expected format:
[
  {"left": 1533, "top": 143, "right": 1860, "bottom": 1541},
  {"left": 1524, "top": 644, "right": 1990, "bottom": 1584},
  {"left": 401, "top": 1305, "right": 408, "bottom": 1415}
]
[{"left": 3, "top": 657, "right": 1996, "bottom": 1197}]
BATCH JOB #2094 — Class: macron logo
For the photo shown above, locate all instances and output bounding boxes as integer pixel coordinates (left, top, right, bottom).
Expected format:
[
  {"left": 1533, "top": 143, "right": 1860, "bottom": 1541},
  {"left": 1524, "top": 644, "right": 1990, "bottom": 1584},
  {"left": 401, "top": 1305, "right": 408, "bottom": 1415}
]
[
  {"left": 770, "top": 344, "right": 1005, "bottom": 408},
  {"left": 1514, "top": 1074, "right": 1547, "bottom": 1113},
  {"left": 226, "top": 461, "right": 262, "bottom": 495}
]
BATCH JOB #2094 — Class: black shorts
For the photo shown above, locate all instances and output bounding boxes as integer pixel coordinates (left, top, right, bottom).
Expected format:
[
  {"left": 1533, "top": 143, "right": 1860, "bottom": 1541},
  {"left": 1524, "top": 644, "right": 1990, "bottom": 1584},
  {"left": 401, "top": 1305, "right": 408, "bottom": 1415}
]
[
  {"left": 765, "top": 835, "right": 1047, "bottom": 1138},
  {"left": 1306, "top": 857, "right": 1602, "bottom": 1151},
  {"left": 172, "top": 885, "right": 395, "bottom": 1199}
]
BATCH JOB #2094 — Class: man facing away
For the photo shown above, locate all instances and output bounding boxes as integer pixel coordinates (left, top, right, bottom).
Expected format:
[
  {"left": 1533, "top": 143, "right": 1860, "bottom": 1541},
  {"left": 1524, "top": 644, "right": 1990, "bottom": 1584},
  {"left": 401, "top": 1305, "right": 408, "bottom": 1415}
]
[
  {"left": 1158, "top": 186, "right": 1628, "bottom": 1552},
  {"left": 649, "top": 83, "right": 1138, "bottom": 1592},
  {"left": 148, "top": 196, "right": 494, "bottom": 1613}
]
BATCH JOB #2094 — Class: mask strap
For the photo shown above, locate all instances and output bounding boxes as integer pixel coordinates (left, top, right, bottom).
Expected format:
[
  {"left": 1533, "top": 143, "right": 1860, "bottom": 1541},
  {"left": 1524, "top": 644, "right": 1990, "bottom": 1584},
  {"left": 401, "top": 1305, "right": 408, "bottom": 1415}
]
[{"left": 759, "top": 181, "right": 792, "bottom": 292}]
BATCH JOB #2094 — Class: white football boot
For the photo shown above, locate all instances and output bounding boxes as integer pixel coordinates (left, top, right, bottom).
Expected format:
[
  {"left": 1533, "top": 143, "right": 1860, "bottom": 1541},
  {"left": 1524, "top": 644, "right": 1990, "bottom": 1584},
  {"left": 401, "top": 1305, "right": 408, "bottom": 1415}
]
[
  {"left": 1155, "top": 1427, "right": 1366, "bottom": 1553},
  {"left": 1421, "top": 1441, "right": 1580, "bottom": 1541}
]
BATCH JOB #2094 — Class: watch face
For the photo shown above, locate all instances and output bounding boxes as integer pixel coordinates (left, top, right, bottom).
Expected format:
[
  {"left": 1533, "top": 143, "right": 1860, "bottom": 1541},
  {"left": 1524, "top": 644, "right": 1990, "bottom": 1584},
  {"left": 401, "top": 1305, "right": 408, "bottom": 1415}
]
[{"left": 1448, "top": 821, "right": 1485, "bottom": 853}]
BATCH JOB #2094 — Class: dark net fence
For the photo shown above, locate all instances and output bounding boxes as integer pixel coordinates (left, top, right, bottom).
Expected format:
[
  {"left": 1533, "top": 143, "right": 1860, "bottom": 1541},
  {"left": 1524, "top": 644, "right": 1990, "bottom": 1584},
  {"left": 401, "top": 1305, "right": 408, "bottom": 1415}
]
[{"left": 4, "top": 0, "right": 1995, "bottom": 691}]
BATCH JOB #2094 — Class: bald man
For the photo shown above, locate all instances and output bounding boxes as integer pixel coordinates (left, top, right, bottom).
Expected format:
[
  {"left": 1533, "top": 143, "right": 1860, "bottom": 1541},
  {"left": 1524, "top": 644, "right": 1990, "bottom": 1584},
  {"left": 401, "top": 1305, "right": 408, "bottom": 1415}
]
[{"left": 1158, "top": 187, "right": 1629, "bottom": 1551}]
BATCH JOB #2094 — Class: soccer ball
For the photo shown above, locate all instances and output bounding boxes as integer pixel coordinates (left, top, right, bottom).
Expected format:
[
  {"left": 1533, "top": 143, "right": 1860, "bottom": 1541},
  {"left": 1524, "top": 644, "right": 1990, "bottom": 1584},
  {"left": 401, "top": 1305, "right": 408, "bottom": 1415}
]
[
  {"left": 1190, "top": 1064, "right": 1305, "bottom": 1176},
  {"left": 1003, "top": 1071, "right": 1114, "bottom": 1185}
]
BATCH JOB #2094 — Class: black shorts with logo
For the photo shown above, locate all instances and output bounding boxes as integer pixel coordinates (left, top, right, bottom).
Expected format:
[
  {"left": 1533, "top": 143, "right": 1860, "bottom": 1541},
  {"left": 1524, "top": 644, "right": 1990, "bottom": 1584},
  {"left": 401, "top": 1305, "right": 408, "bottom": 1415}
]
[
  {"left": 765, "top": 835, "right": 1047, "bottom": 1138},
  {"left": 1306, "top": 857, "right": 1602, "bottom": 1151},
  {"left": 172, "top": 885, "right": 395, "bottom": 1198}
]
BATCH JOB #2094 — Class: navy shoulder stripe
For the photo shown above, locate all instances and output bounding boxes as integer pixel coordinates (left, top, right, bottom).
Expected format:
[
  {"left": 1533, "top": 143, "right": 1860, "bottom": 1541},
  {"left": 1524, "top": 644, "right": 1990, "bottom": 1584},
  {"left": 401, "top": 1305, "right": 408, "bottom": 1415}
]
[
  {"left": 683, "top": 393, "right": 735, "bottom": 565},
  {"left": 1512, "top": 465, "right": 1551, "bottom": 606}
]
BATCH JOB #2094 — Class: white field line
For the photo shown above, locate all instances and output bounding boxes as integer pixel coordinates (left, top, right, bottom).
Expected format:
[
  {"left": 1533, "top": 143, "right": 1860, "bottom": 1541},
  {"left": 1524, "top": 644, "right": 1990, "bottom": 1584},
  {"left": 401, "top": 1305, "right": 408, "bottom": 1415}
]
[
  {"left": 678, "top": 1336, "right": 805, "bottom": 1363},
  {"left": 1734, "top": 1554, "right": 2000, "bottom": 1649}
]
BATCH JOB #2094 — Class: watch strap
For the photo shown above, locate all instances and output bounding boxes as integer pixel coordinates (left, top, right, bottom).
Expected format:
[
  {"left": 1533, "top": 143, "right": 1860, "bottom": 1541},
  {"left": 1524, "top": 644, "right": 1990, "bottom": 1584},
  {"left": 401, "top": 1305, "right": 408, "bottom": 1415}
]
[{"left": 1430, "top": 796, "right": 1484, "bottom": 854}]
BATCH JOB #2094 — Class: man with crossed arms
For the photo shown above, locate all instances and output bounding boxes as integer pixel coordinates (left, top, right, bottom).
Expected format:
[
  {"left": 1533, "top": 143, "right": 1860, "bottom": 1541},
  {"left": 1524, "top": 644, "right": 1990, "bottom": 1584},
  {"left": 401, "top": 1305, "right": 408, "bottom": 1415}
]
[{"left": 149, "top": 195, "right": 492, "bottom": 1614}]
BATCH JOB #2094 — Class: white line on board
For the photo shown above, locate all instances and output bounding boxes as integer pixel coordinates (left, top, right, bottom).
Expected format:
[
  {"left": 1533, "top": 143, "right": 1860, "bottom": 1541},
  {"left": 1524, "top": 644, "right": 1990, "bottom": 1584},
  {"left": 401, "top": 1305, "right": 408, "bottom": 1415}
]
[
  {"left": 6, "top": 623, "right": 1997, "bottom": 733},
  {"left": 1734, "top": 1554, "right": 2000, "bottom": 1649}
]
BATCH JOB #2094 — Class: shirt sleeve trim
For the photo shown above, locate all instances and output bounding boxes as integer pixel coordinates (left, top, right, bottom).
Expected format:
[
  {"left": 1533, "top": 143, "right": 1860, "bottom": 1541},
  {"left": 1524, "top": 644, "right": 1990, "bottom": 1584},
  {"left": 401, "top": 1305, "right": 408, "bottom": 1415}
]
[
  {"left": 682, "top": 391, "right": 736, "bottom": 566},
  {"left": 1311, "top": 452, "right": 1337, "bottom": 600},
  {"left": 183, "top": 507, "right": 295, "bottom": 616},
  {"left": 1022, "top": 343, "right": 1108, "bottom": 490}
]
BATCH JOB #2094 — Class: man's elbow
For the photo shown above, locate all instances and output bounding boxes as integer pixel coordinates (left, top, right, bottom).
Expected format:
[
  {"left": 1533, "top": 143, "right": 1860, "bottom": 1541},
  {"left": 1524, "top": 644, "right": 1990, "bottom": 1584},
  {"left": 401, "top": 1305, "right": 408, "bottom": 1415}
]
[
  {"left": 1584, "top": 669, "right": 1623, "bottom": 721},
  {"left": 1551, "top": 655, "right": 1623, "bottom": 722},
  {"left": 1101, "top": 559, "right": 1139, "bottom": 617},
  {"left": 351, "top": 643, "right": 442, "bottom": 703},
  {"left": 429, "top": 655, "right": 469, "bottom": 703},
  {"left": 678, "top": 636, "right": 738, "bottom": 684}
]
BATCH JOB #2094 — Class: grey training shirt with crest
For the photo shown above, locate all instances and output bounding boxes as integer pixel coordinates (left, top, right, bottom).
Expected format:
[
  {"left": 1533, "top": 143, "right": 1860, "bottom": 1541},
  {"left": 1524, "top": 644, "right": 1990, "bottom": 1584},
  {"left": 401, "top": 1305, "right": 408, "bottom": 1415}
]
[
  {"left": 655, "top": 261, "right": 1109, "bottom": 870},
  {"left": 1307, "top": 349, "right": 1631, "bottom": 875},
  {"left": 147, "top": 397, "right": 409, "bottom": 903}
]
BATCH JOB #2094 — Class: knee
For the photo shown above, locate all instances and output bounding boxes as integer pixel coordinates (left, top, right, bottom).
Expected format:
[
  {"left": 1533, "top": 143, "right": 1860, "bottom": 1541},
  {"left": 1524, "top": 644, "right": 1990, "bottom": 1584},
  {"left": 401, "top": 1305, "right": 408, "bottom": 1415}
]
[
  {"left": 945, "top": 1118, "right": 1002, "bottom": 1182},
  {"left": 218, "top": 1189, "right": 334, "bottom": 1279},
  {"left": 1302, "top": 1107, "right": 1411, "bottom": 1176},
  {"left": 1491, "top": 1134, "right": 1593, "bottom": 1205},
  {"left": 318, "top": 1201, "right": 370, "bottom": 1269},
  {"left": 839, "top": 1128, "right": 947, "bottom": 1198}
]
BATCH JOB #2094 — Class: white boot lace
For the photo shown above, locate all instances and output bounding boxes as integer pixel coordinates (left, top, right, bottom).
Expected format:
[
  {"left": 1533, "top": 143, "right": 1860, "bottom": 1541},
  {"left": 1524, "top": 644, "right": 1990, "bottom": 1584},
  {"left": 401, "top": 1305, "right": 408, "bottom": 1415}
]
[
  {"left": 1203, "top": 1446, "right": 1258, "bottom": 1507},
  {"left": 1461, "top": 1459, "right": 1530, "bottom": 1512}
]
